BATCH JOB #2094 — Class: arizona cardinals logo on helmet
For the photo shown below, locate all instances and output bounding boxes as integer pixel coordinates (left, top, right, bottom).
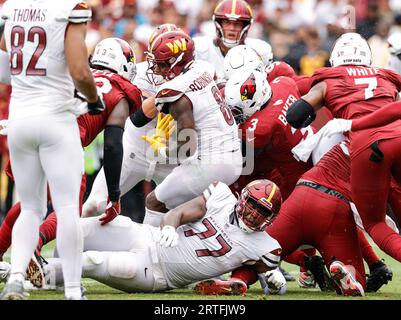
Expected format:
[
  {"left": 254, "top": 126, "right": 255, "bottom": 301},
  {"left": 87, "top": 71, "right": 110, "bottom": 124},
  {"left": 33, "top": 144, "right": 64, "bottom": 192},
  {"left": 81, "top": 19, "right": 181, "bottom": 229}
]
[{"left": 240, "top": 73, "right": 257, "bottom": 101}]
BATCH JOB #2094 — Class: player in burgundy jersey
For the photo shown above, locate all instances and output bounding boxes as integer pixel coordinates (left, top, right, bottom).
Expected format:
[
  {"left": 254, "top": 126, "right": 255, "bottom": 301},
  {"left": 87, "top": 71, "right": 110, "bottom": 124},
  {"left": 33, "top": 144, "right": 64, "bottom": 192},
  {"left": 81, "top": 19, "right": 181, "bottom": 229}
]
[
  {"left": 286, "top": 32, "right": 401, "bottom": 263},
  {"left": 0, "top": 38, "right": 142, "bottom": 286}
]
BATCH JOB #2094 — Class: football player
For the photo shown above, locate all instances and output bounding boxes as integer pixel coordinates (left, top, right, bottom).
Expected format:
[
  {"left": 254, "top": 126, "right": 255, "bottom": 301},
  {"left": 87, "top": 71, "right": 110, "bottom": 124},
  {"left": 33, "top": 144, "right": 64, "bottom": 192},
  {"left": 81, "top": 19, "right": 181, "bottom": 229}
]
[
  {"left": 0, "top": 180, "right": 285, "bottom": 295},
  {"left": 194, "top": 0, "right": 273, "bottom": 82},
  {"left": 286, "top": 32, "right": 401, "bottom": 263},
  {"left": 0, "top": 37, "right": 143, "bottom": 288},
  {"left": 0, "top": 0, "right": 104, "bottom": 300},
  {"left": 140, "top": 30, "right": 242, "bottom": 227},
  {"left": 387, "top": 33, "right": 401, "bottom": 75}
]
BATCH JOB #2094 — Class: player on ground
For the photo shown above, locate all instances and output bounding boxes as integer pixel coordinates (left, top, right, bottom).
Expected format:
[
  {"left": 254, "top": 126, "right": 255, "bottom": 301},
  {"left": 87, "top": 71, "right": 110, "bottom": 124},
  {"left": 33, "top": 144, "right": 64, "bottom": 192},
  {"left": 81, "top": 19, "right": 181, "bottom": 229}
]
[
  {"left": 0, "top": 180, "right": 285, "bottom": 295},
  {"left": 0, "top": 0, "right": 104, "bottom": 300},
  {"left": 0, "top": 37, "right": 142, "bottom": 288},
  {"left": 140, "top": 30, "right": 242, "bottom": 227},
  {"left": 286, "top": 32, "right": 401, "bottom": 263},
  {"left": 194, "top": 0, "right": 273, "bottom": 82}
]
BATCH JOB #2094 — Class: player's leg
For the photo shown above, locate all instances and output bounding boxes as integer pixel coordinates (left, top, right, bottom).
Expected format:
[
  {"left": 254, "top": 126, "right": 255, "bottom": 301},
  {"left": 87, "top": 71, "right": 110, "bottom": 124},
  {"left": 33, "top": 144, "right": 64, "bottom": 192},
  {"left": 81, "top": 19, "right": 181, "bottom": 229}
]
[
  {"left": 44, "top": 250, "right": 164, "bottom": 293},
  {"left": 1, "top": 119, "right": 47, "bottom": 299},
  {"left": 0, "top": 202, "right": 21, "bottom": 259},
  {"left": 351, "top": 138, "right": 401, "bottom": 262},
  {"left": 39, "top": 114, "right": 84, "bottom": 300}
]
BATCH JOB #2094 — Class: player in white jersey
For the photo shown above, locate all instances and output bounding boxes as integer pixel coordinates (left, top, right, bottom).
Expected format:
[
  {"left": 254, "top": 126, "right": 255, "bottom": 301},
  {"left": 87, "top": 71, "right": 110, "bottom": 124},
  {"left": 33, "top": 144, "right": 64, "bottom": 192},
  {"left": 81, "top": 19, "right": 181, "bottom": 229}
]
[
  {"left": 11, "top": 180, "right": 284, "bottom": 294},
  {"left": 141, "top": 30, "right": 242, "bottom": 227},
  {"left": 0, "top": 0, "right": 104, "bottom": 300},
  {"left": 193, "top": 0, "right": 273, "bottom": 82},
  {"left": 387, "top": 33, "right": 401, "bottom": 75}
]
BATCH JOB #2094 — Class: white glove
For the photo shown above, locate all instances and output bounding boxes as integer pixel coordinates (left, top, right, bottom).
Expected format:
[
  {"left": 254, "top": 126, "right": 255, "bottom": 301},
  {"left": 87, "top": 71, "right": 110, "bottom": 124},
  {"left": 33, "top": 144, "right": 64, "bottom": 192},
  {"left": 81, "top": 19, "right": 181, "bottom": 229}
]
[
  {"left": 159, "top": 225, "right": 179, "bottom": 248},
  {"left": 261, "top": 269, "right": 287, "bottom": 295},
  {"left": 0, "top": 119, "right": 9, "bottom": 136},
  {"left": 324, "top": 118, "right": 353, "bottom": 137}
]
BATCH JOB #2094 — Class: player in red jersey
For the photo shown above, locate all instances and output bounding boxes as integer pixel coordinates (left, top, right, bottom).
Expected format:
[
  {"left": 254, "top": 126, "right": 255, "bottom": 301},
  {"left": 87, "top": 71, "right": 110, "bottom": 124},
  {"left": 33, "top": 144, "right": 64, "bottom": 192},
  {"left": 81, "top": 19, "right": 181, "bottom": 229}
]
[
  {"left": 286, "top": 32, "right": 401, "bottom": 262},
  {"left": 0, "top": 38, "right": 142, "bottom": 283}
]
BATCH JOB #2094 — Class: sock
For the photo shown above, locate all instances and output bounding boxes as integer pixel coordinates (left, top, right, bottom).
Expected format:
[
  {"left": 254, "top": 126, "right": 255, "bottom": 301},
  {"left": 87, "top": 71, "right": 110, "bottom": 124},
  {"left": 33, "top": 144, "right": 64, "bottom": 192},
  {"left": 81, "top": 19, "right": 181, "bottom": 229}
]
[
  {"left": 143, "top": 207, "right": 164, "bottom": 227},
  {"left": 10, "top": 209, "right": 42, "bottom": 276},
  {"left": 8, "top": 272, "right": 25, "bottom": 283},
  {"left": 357, "top": 227, "right": 380, "bottom": 266},
  {"left": 55, "top": 205, "right": 83, "bottom": 292},
  {"left": 231, "top": 266, "right": 258, "bottom": 286},
  {"left": 285, "top": 250, "right": 308, "bottom": 271},
  {"left": 0, "top": 202, "right": 21, "bottom": 255},
  {"left": 37, "top": 212, "right": 58, "bottom": 251}
]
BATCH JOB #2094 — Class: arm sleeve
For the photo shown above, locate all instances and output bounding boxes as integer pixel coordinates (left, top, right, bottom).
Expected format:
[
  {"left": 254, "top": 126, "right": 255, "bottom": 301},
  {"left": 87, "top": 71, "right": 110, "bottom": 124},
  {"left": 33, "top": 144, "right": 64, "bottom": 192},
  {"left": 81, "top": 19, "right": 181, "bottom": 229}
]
[
  {"left": 68, "top": 1, "right": 92, "bottom": 23},
  {"left": 103, "top": 125, "right": 124, "bottom": 202},
  {"left": 352, "top": 101, "right": 401, "bottom": 131}
]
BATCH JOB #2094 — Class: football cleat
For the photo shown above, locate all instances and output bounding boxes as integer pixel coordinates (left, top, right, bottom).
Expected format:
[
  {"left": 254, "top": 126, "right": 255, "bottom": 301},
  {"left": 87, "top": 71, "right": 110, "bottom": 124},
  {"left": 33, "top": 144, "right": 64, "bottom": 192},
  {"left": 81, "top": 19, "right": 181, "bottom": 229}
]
[
  {"left": 26, "top": 253, "right": 46, "bottom": 288},
  {"left": 305, "top": 256, "right": 335, "bottom": 292},
  {"left": 0, "top": 278, "right": 28, "bottom": 300},
  {"left": 298, "top": 270, "right": 317, "bottom": 289},
  {"left": 279, "top": 266, "right": 296, "bottom": 282},
  {"left": 330, "top": 260, "right": 365, "bottom": 296},
  {"left": 193, "top": 278, "right": 247, "bottom": 296},
  {"left": 366, "top": 259, "right": 393, "bottom": 292}
]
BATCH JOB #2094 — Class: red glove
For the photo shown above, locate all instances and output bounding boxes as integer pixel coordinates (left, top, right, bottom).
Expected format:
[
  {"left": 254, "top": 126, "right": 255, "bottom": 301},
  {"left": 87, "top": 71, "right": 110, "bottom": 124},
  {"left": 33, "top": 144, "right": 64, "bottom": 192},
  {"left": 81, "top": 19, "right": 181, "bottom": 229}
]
[{"left": 99, "top": 199, "right": 121, "bottom": 226}]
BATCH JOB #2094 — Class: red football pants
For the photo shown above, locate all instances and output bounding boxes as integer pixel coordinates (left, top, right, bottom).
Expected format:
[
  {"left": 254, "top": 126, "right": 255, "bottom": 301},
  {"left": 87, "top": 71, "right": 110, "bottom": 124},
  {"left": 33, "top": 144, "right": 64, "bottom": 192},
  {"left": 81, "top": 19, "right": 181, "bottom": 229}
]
[
  {"left": 351, "top": 137, "right": 401, "bottom": 262},
  {"left": 266, "top": 186, "right": 366, "bottom": 288}
]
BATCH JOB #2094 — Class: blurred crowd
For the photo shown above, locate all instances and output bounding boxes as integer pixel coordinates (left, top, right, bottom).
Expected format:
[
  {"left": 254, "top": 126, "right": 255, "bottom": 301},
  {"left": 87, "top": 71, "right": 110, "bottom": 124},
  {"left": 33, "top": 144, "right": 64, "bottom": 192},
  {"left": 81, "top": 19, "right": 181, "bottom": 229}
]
[{"left": 0, "top": 0, "right": 401, "bottom": 219}]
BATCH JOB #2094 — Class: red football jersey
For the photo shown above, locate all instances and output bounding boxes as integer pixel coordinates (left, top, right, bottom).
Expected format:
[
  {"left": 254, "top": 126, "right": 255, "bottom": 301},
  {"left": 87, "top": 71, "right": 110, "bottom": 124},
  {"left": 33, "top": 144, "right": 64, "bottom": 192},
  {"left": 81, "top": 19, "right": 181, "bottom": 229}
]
[
  {"left": 265, "top": 61, "right": 296, "bottom": 83},
  {"left": 302, "top": 143, "right": 351, "bottom": 200},
  {"left": 78, "top": 69, "right": 142, "bottom": 147},
  {"left": 240, "top": 76, "right": 313, "bottom": 198},
  {"left": 310, "top": 66, "right": 401, "bottom": 158}
]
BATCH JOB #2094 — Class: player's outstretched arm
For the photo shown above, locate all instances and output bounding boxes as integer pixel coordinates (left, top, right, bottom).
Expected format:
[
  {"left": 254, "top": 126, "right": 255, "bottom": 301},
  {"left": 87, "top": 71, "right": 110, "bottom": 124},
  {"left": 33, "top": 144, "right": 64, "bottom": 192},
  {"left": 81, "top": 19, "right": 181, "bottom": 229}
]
[
  {"left": 161, "top": 196, "right": 207, "bottom": 230},
  {"left": 286, "top": 82, "right": 326, "bottom": 128},
  {"left": 0, "top": 36, "right": 10, "bottom": 84},
  {"left": 65, "top": 23, "right": 97, "bottom": 104}
]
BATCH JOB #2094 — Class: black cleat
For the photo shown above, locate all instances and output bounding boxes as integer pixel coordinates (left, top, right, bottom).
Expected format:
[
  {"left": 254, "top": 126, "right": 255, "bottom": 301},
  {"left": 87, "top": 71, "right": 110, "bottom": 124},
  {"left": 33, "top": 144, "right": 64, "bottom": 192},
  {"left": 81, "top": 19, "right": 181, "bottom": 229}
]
[
  {"left": 305, "top": 256, "right": 335, "bottom": 292},
  {"left": 366, "top": 260, "right": 393, "bottom": 292}
]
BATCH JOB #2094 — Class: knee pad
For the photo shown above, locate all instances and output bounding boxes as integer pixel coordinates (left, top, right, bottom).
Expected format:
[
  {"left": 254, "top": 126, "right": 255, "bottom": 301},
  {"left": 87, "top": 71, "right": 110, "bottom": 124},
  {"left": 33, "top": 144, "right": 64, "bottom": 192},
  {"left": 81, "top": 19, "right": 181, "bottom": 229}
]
[{"left": 108, "top": 252, "right": 137, "bottom": 279}]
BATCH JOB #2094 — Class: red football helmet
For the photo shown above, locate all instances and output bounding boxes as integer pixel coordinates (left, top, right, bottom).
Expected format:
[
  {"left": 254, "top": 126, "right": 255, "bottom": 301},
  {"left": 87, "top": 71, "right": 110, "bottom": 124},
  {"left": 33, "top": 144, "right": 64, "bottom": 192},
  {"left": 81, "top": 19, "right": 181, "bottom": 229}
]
[
  {"left": 146, "top": 31, "right": 195, "bottom": 83},
  {"left": 235, "top": 179, "right": 282, "bottom": 232},
  {"left": 213, "top": 0, "right": 254, "bottom": 48},
  {"left": 148, "top": 23, "right": 182, "bottom": 50}
]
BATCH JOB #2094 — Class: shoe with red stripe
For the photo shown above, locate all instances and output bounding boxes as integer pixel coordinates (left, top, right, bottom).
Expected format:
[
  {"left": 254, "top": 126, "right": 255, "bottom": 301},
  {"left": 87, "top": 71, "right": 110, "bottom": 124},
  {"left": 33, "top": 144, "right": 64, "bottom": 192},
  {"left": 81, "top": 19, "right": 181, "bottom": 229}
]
[
  {"left": 329, "top": 260, "right": 365, "bottom": 296},
  {"left": 194, "top": 278, "right": 247, "bottom": 296}
]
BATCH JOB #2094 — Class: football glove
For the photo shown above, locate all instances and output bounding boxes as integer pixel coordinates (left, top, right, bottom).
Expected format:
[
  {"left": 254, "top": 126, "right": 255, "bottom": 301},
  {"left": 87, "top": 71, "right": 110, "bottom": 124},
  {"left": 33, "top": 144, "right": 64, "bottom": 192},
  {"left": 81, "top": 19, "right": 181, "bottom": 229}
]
[
  {"left": 259, "top": 268, "right": 287, "bottom": 295},
  {"left": 324, "top": 118, "right": 353, "bottom": 137},
  {"left": 88, "top": 94, "right": 106, "bottom": 115},
  {"left": 142, "top": 113, "right": 175, "bottom": 157},
  {"left": 159, "top": 225, "right": 179, "bottom": 248},
  {"left": 99, "top": 198, "right": 121, "bottom": 225},
  {"left": 155, "top": 112, "right": 176, "bottom": 139}
]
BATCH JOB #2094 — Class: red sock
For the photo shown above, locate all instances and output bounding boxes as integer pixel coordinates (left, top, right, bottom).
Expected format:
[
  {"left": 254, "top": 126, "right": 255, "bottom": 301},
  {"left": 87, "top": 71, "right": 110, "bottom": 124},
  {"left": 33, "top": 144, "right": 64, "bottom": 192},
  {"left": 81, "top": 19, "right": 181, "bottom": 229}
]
[
  {"left": 37, "top": 212, "right": 58, "bottom": 251},
  {"left": 0, "top": 202, "right": 21, "bottom": 254},
  {"left": 231, "top": 266, "right": 258, "bottom": 286},
  {"left": 357, "top": 227, "right": 380, "bottom": 267},
  {"left": 285, "top": 250, "right": 308, "bottom": 271}
]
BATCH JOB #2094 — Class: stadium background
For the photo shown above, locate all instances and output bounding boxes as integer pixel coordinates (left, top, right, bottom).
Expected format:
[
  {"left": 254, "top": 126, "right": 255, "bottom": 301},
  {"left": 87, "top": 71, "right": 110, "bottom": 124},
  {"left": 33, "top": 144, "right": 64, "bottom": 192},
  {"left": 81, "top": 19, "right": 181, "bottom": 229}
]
[{"left": 0, "top": 0, "right": 400, "bottom": 224}]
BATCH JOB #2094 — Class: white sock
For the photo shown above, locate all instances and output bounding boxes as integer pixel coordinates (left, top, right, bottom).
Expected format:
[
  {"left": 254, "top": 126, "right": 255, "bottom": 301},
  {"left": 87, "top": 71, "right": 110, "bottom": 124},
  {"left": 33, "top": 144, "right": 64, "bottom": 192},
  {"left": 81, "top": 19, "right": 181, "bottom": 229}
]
[
  {"left": 64, "top": 286, "right": 82, "bottom": 299},
  {"left": 55, "top": 205, "right": 83, "bottom": 292},
  {"left": 142, "top": 208, "right": 164, "bottom": 227},
  {"left": 10, "top": 210, "right": 42, "bottom": 276},
  {"left": 8, "top": 272, "right": 24, "bottom": 283}
]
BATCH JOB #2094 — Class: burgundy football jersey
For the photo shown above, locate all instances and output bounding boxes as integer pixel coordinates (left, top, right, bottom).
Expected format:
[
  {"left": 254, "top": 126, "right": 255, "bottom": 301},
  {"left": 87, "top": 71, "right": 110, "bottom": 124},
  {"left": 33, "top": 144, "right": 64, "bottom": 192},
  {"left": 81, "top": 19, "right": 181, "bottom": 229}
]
[
  {"left": 309, "top": 66, "right": 401, "bottom": 158},
  {"left": 265, "top": 61, "right": 296, "bottom": 83},
  {"left": 78, "top": 69, "right": 142, "bottom": 147}
]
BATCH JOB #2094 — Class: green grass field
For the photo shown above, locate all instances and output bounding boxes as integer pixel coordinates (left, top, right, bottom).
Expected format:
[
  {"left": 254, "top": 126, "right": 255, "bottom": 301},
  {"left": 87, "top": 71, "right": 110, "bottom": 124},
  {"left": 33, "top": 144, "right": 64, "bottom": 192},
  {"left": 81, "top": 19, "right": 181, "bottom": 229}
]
[{"left": 1, "top": 239, "right": 400, "bottom": 300}]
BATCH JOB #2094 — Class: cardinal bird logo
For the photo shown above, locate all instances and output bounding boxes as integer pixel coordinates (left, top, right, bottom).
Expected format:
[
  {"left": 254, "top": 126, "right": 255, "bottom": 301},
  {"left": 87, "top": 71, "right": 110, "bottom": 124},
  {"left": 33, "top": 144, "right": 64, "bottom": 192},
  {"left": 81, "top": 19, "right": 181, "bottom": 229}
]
[{"left": 240, "top": 73, "right": 257, "bottom": 101}]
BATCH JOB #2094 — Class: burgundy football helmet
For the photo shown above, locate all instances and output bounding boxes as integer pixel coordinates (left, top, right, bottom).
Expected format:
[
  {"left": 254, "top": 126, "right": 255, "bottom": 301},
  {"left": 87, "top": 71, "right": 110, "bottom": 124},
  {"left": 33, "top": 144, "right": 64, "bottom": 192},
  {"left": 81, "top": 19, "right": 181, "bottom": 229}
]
[
  {"left": 235, "top": 179, "right": 282, "bottom": 232},
  {"left": 146, "top": 30, "right": 195, "bottom": 84},
  {"left": 213, "top": 0, "right": 254, "bottom": 48},
  {"left": 148, "top": 23, "right": 182, "bottom": 50}
]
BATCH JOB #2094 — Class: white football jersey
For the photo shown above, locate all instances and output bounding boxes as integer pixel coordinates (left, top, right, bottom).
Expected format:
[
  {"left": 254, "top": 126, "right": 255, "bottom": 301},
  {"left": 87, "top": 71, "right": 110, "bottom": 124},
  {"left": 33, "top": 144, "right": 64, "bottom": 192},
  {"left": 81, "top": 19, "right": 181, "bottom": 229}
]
[
  {"left": 155, "top": 61, "right": 240, "bottom": 158},
  {"left": 1, "top": 0, "right": 91, "bottom": 120},
  {"left": 157, "top": 182, "right": 281, "bottom": 289},
  {"left": 194, "top": 35, "right": 273, "bottom": 81}
]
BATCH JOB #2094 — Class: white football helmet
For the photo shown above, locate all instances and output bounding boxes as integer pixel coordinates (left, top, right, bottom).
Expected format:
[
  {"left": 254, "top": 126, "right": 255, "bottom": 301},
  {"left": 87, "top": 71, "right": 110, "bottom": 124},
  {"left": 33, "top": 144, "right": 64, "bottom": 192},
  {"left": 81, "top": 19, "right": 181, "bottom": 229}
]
[
  {"left": 225, "top": 69, "right": 272, "bottom": 123},
  {"left": 329, "top": 32, "right": 372, "bottom": 67},
  {"left": 223, "top": 44, "right": 265, "bottom": 80},
  {"left": 91, "top": 38, "right": 137, "bottom": 82},
  {"left": 388, "top": 33, "right": 401, "bottom": 75}
]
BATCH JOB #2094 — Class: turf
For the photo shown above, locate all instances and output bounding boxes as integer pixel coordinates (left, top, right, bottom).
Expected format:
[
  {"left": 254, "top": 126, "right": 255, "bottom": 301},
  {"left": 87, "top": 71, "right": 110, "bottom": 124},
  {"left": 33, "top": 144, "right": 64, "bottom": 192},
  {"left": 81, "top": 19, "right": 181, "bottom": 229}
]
[{"left": 1, "top": 239, "right": 400, "bottom": 300}]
